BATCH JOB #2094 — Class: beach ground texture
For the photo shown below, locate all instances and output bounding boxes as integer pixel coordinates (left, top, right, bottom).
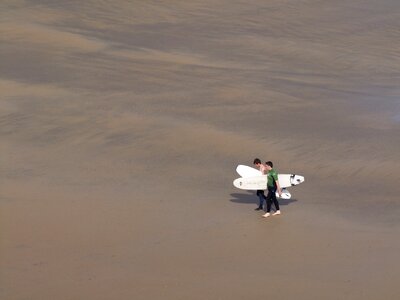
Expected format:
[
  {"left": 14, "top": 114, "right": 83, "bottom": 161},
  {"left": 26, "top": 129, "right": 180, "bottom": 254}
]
[{"left": 1, "top": 1, "right": 400, "bottom": 299}]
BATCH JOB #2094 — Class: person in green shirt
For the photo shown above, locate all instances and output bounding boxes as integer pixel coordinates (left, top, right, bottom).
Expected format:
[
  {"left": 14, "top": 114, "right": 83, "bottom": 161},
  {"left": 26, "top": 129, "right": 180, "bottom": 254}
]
[{"left": 262, "top": 161, "right": 282, "bottom": 218}]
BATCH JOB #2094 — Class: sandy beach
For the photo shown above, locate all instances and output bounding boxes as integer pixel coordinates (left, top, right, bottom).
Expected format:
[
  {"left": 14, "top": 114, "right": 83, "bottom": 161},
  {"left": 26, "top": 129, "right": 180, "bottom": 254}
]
[{"left": 1, "top": 1, "right": 400, "bottom": 299}]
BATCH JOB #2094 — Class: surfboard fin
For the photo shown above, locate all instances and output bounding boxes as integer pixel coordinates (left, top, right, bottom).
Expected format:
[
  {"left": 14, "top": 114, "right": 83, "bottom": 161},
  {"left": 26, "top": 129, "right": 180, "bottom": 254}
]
[{"left": 276, "top": 188, "right": 291, "bottom": 199}]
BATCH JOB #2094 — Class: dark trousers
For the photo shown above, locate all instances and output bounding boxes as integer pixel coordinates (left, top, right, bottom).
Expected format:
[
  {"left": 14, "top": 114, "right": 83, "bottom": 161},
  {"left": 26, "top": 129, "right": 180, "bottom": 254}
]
[
  {"left": 266, "top": 186, "right": 280, "bottom": 212},
  {"left": 256, "top": 190, "right": 266, "bottom": 208}
]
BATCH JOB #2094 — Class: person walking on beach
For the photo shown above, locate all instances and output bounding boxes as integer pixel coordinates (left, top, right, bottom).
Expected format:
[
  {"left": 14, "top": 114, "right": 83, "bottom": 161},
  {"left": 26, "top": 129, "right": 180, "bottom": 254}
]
[
  {"left": 253, "top": 158, "right": 267, "bottom": 210},
  {"left": 262, "top": 161, "right": 282, "bottom": 218}
]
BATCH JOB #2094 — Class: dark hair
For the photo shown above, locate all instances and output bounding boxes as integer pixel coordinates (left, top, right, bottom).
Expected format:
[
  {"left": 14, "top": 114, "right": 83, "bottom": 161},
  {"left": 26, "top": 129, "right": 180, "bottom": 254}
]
[
  {"left": 265, "top": 161, "right": 273, "bottom": 167},
  {"left": 253, "top": 158, "right": 261, "bottom": 164}
]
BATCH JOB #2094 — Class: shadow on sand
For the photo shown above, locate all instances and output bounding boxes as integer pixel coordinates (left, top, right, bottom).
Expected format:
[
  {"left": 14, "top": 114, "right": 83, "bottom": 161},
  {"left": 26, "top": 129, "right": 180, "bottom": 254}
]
[{"left": 230, "top": 192, "right": 298, "bottom": 207}]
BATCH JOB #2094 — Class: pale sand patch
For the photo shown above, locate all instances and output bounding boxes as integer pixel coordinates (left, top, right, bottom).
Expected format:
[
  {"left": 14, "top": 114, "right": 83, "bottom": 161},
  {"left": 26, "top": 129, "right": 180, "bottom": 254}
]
[
  {"left": 109, "top": 48, "right": 247, "bottom": 70},
  {"left": 0, "top": 22, "right": 108, "bottom": 52},
  {"left": 1, "top": 180, "right": 399, "bottom": 300},
  {"left": 350, "top": 112, "right": 400, "bottom": 130},
  {"left": 0, "top": 79, "right": 72, "bottom": 98}
]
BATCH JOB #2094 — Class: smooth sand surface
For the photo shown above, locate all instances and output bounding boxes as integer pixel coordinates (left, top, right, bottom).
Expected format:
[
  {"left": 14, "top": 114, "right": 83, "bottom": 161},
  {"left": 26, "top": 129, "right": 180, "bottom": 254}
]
[{"left": 1, "top": 1, "right": 400, "bottom": 299}]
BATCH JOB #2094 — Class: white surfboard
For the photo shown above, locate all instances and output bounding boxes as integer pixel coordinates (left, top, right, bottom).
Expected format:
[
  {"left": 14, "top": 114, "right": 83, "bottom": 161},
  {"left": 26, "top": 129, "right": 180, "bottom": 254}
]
[
  {"left": 233, "top": 175, "right": 291, "bottom": 199},
  {"left": 279, "top": 188, "right": 291, "bottom": 199},
  {"left": 233, "top": 175, "right": 267, "bottom": 190},
  {"left": 233, "top": 174, "right": 305, "bottom": 190},
  {"left": 234, "top": 165, "right": 304, "bottom": 199},
  {"left": 236, "top": 165, "right": 304, "bottom": 187},
  {"left": 236, "top": 165, "right": 262, "bottom": 177},
  {"left": 278, "top": 174, "right": 305, "bottom": 187}
]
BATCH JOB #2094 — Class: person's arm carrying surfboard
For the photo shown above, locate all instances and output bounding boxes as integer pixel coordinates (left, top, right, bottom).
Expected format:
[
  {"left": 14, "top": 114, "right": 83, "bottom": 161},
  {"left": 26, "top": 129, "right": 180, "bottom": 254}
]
[{"left": 275, "top": 177, "right": 282, "bottom": 197}]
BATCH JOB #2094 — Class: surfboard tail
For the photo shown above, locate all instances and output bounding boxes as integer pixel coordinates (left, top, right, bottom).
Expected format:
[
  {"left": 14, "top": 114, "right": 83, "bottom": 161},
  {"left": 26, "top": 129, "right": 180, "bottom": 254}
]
[{"left": 276, "top": 188, "right": 291, "bottom": 199}]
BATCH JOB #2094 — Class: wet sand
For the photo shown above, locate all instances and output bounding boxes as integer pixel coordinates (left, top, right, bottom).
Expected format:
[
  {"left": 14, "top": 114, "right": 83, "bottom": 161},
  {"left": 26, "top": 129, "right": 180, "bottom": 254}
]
[{"left": 1, "top": 1, "right": 400, "bottom": 299}]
